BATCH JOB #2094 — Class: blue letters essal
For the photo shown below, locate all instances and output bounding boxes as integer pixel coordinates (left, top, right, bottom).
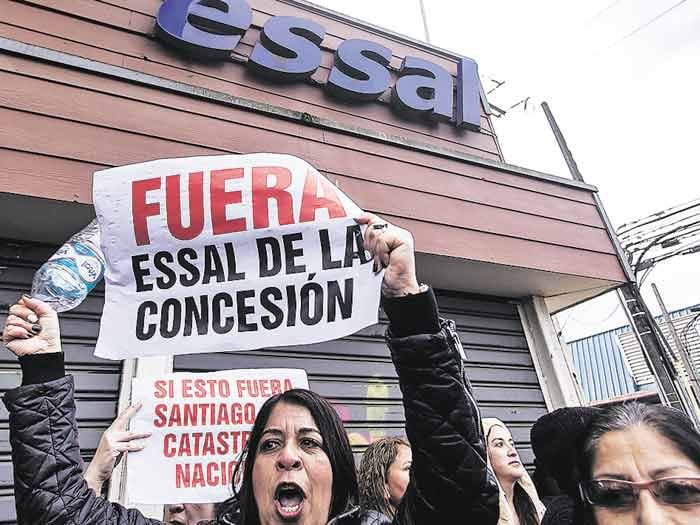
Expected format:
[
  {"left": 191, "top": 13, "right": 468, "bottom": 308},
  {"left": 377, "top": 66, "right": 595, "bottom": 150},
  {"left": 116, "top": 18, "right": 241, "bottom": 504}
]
[{"left": 156, "top": 0, "right": 481, "bottom": 130}]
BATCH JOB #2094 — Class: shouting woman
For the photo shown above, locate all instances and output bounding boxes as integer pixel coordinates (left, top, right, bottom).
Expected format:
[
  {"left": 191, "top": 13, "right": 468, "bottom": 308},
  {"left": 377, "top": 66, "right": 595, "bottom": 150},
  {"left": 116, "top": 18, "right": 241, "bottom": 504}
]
[{"left": 2, "top": 214, "right": 499, "bottom": 525}]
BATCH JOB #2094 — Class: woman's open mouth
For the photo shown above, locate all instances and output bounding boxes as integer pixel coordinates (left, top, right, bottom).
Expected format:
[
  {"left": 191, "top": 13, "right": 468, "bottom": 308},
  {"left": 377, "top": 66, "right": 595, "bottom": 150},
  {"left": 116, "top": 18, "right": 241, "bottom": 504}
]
[{"left": 274, "top": 482, "right": 306, "bottom": 520}]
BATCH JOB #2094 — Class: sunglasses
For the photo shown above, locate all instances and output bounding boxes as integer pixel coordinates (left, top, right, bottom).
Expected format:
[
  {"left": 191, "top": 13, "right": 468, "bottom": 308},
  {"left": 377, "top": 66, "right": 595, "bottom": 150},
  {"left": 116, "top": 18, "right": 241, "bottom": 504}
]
[{"left": 580, "top": 477, "right": 700, "bottom": 508}]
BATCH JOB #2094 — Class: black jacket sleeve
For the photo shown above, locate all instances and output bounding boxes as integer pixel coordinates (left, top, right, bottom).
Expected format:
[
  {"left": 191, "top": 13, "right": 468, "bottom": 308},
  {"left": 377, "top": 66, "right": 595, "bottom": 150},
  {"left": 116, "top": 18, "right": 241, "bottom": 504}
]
[
  {"left": 4, "top": 375, "right": 164, "bottom": 525},
  {"left": 383, "top": 289, "right": 500, "bottom": 525}
]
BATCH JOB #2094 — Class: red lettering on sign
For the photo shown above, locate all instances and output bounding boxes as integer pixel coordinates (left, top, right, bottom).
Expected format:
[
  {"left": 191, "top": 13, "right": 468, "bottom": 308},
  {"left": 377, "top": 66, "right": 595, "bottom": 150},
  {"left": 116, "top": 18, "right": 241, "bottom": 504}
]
[
  {"left": 132, "top": 178, "right": 161, "bottom": 246},
  {"left": 252, "top": 166, "right": 294, "bottom": 229},
  {"left": 175, "top": 463, "right": 189, "bottom": 488},
  {"left": 175, "top": 461, "right": 237, "bottom": 488},
  {"left": 207, "top": 461, "right": 219, "bottom": 486},
  {"left": 166, "top": 172, "right": 205, "bottom": 240},
  {"left": 182, "top": 379, "right": 193, "bottom": 398},
  {"left": 299, "top": 170, "right": 346, "bottom": 222},
  {"left": 164, "top": 433, "right": 176, "bottom": 457},
  {"left": 154, "top": 380, "right": 168, "bottom": 399},
  {"left": 217, "top": 403, "right": 231, "bottom": 426},
  {"left": 154, "top": 403, "right": 167, "bottom": 427},
  {"left": 202, "top": 432, "right": 216, "bottom": 456},
  {"left": 270, "top": 379, "right": 281, "bottom": 395},
  {"left": 217, "top": 431, "right": 229, "bottom": 455},
  {"left": 211, "top": 168, "right": 246, "bottom": 235},
  {"left": 166, "top": 430, "right": 250, "bottom": 457},
  {"left": 192, "top": 463, "right": 205, "bottom": 487},
  {"left": 193, "top": 379, "right": 205, "bottom": 398},
  {"left": 159, "top": 403, "right": 256, "bottom": 427}
]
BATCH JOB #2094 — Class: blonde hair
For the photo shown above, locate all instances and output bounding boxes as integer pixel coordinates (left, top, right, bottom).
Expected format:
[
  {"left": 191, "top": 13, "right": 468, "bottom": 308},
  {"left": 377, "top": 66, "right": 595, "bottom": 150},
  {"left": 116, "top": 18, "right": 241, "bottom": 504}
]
[{"left": 358, "top": 437, "right": 410, "bottom": 518}]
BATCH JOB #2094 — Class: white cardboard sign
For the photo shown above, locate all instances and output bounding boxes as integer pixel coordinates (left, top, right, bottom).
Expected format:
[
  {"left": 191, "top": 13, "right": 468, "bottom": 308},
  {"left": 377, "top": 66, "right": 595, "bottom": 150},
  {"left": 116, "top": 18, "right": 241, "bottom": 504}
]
[
  {"left": 92, "top": 153, "right": 381, "bottom": 359},
  {"left": 126, "top": 368, "right": 309, "bottom": 503}
]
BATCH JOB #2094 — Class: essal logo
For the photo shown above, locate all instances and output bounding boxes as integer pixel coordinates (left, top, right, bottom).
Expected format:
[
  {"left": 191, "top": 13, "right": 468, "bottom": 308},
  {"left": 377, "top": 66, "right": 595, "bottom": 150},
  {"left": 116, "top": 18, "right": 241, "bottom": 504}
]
[{"left": 156, "top": 0, "right": 481, "bottom": 130}]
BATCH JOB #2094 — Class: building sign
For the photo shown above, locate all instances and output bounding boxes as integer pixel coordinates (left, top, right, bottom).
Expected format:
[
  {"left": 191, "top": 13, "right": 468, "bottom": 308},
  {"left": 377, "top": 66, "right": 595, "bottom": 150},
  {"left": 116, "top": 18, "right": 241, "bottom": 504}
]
[{"left": 155, "top": 0, "right": 481, "bottom": 130}]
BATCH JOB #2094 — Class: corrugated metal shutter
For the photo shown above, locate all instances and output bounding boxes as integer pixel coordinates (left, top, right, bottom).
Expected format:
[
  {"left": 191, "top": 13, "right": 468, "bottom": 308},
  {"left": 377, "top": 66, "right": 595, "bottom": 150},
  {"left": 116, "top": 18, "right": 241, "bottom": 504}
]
[
  {"left": 568, "top": 328, "right": 637, "bottom": 402},
  {"left": 0, "top": 240, "right": 120, "bottom": 525},
  {"left": 618, "top": 311, "right": 700, "bottom": 388},
  {"left": 174, "top": 291, "right": 548, "bottom": 469},
  {"left": 0, "top": 239, "right": 547, "bottom": 523}
]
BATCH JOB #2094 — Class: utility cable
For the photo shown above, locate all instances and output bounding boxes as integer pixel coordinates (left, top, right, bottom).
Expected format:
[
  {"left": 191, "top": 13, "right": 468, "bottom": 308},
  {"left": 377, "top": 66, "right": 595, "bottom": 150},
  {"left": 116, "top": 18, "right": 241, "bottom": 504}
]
[{"left": 604, "top": 0, "right": 689, "bottom": 51}]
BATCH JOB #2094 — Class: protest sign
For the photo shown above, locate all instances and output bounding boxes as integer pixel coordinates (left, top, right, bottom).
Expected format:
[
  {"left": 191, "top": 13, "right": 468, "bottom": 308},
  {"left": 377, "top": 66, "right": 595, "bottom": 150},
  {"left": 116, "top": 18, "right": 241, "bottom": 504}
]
[
  {"left": 92, "top": 153, "right": 382, "bottom": 359},
  {"left": 126, "top": 368, "right": 309, "bottom": 503}
]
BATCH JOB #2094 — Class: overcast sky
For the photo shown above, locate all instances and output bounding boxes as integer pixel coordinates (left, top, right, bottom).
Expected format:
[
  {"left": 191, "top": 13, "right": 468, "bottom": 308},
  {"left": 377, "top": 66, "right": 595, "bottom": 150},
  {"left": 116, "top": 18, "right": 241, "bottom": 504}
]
[{"left": 313, "top": 0, "right": 700, "bottom": 340}]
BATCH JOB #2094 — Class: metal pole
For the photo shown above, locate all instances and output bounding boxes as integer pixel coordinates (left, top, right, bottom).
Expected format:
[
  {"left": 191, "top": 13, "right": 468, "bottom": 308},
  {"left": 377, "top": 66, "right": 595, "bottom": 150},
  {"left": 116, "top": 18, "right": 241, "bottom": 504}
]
[
  {"left": 540, "top": 101, "right": 695, "bottom": 418},
  {"left": 418, "top": 0, "right": 431, "bottom": 43},
  {"left": 540, "top": 101, "right": 584, "bottom": 183},
  {"left": 651, "top": 283, "right": 700, "bottom": 406}
]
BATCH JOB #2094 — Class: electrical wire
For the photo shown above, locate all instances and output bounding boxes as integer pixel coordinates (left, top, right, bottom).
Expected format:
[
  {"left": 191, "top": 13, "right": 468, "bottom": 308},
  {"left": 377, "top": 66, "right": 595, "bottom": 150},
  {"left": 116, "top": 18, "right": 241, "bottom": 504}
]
[
  {"left": 585, "top": 0, "right": 625, "bottom": 25},
  {"left": 617, "top": 197, "right": 700, "bottom": 238},
  {"left": 621, "top": 213, "right": 700, "bottom": 251},
  {"left": 603, "top": 0, "right": 690, "bottom": 51}
]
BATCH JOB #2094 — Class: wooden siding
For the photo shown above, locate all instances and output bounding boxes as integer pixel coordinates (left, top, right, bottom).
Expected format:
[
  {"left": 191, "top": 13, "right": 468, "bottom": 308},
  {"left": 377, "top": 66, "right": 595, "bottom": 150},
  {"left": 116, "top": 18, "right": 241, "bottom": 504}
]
[
  {"left": 0, "top": 239, "right": 547, "bottom": 523},
  {"left": 0, "top": 0, "right": 499, "bottom": 159},
  {"left": 0, "top": 47, "right": 625, "bottom": 282}
]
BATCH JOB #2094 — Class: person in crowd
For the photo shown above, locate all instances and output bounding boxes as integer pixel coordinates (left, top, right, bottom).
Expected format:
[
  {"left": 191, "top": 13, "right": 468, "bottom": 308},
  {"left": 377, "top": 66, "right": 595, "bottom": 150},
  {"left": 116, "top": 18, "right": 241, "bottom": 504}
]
[
  {"left": 82, "top": 407, "right": 217, "bottom": 524},
  {"left": 164, "top": 503, "right": 217, "bottom": 525},
  {"left": 532, "top": 402, "right": 700, "bottom": 525},
  {"left": 83, "top": 403, "right": 151, "bottom": 494},
  {"left": 2, "top": 213, "right": 499, "bottom": 525},
  {"left": 356, "top": 437, "right": 411, "bottom": 523},
  {"left": 483, "top": 418, "right": 545, "bottom": 525}
]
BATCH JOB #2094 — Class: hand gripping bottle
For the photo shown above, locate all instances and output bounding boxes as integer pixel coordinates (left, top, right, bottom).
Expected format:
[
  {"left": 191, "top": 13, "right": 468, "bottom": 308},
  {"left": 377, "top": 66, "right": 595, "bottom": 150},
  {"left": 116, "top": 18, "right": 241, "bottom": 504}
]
[{"left": 31, "top": 219, "right": 106, "bottom": 312}]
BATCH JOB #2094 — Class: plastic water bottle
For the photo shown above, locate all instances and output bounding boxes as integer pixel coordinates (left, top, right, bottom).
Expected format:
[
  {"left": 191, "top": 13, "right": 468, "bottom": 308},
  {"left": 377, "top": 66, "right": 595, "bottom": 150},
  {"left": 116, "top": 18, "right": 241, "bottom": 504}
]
[{"left": 31, "top": 219, "right": 106, "bottom": 312}]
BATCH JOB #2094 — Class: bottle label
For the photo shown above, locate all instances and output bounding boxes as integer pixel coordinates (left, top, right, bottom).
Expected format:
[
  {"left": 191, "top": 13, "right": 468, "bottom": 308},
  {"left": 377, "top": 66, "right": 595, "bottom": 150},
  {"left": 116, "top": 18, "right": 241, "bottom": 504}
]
[{"left": 50, "top": 242, "right": 104, "bottom": 289}]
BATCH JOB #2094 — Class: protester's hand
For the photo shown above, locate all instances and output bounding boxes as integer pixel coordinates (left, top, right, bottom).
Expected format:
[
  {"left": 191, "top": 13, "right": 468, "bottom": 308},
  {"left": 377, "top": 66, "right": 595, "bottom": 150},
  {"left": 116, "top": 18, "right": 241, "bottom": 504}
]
[
  {"left": 2, "top": 296, "right": 62, "bottom": 356},
  {"left": 357, "top": 213, "right": 421, "bottom": 297},
  {"left": 84, "top": 403, "right": 151, "bottom": 493}
]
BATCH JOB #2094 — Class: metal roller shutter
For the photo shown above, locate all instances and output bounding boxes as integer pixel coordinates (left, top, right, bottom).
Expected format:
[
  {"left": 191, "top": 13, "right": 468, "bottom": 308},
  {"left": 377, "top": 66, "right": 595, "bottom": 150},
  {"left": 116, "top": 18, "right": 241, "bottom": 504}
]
[
  {"left": 0, "top": 239, "right": 547, "bottom": 523},
  {"left": 173, "top": 290, "right": 548, "bottom": 468},
  {"left": 0, "top": 240, "right": 120, "bottom": 525}
]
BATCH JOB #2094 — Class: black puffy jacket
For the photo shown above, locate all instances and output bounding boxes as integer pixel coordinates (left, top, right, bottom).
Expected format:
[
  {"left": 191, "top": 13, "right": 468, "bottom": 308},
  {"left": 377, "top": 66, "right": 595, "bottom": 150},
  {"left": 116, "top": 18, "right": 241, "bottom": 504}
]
[{"left": 4, "top": 290, "right": 498, "bottom": 525}]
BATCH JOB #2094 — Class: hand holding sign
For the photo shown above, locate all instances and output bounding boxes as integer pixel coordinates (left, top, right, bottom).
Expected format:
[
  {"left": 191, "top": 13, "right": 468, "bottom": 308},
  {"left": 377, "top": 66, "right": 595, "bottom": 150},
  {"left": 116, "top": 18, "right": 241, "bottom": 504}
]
[
  {"left": 84, "top": 403, "right": 152, "bottom": 493},
  {"left": 356, "top": 213, "right": 421, "bottom": 298}
]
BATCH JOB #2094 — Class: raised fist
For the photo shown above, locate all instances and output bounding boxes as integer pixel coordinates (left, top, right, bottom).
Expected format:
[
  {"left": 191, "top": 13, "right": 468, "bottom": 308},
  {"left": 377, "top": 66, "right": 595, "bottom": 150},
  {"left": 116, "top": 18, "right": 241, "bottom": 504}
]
[{"left": 2, "top": 296, "right": 62, "bottom": 356}]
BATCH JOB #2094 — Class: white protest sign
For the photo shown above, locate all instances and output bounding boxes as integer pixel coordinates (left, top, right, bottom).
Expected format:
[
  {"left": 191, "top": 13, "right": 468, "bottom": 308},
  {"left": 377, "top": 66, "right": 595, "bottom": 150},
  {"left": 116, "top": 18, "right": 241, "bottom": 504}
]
[
  {"left": 92, "top": 153, "right": 381, "bottom": 359},
  {"left": 126, "top": 368, "right": 309, "bottom": 503}
]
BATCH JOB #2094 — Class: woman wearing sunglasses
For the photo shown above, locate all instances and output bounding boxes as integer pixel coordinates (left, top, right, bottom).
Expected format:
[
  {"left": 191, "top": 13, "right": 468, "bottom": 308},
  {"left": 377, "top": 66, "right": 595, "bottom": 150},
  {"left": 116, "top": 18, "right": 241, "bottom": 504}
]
[{"left": 532, "top": 402, "right": 700, "bottom": 525}]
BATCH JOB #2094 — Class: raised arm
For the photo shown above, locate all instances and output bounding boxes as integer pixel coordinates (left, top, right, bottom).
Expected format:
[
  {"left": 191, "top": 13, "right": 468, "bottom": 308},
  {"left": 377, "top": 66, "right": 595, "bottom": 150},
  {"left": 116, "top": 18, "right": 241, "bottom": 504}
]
[
  {"left": 358, "top": 214, "right": 499, "bottom": 525},
  {"left": 2, "top": 297, "right": 163, "bottom": 525}
]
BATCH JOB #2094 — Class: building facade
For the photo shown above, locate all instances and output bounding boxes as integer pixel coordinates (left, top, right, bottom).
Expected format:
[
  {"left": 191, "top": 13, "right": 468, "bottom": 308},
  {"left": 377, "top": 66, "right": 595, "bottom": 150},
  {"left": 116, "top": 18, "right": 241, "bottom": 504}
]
[
  {"left": 0, "top": 0, "right": 631, "bottom": 520},
  {"left": 568, "top": 304, "right": 700, "bottom": 404}
]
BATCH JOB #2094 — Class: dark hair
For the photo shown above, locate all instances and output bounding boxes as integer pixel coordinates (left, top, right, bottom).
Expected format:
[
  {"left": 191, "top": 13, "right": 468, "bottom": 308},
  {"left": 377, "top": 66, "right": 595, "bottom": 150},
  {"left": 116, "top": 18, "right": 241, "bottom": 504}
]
[
  {"left": 358, "top": 437, "right": 410, "bottom": 518},
  {"left": 218, "top": 389, "right": 358, "bottom": 525},
  {"left": 513, "top": 483, "right": 540, "bottom": 525},
  {"left": 578, "top": 402, "right": 700, "bottom": 524}
]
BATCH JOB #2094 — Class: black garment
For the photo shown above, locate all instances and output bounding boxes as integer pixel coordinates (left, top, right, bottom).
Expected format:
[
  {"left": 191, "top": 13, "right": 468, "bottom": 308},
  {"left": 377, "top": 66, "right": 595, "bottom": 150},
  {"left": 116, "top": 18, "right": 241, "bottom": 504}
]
[
  {"left": 531, "top": 406, "right": 601, "bottom": 525},
  {"left": 5, "top": 288, "right": 498, "bottom": 525}
]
